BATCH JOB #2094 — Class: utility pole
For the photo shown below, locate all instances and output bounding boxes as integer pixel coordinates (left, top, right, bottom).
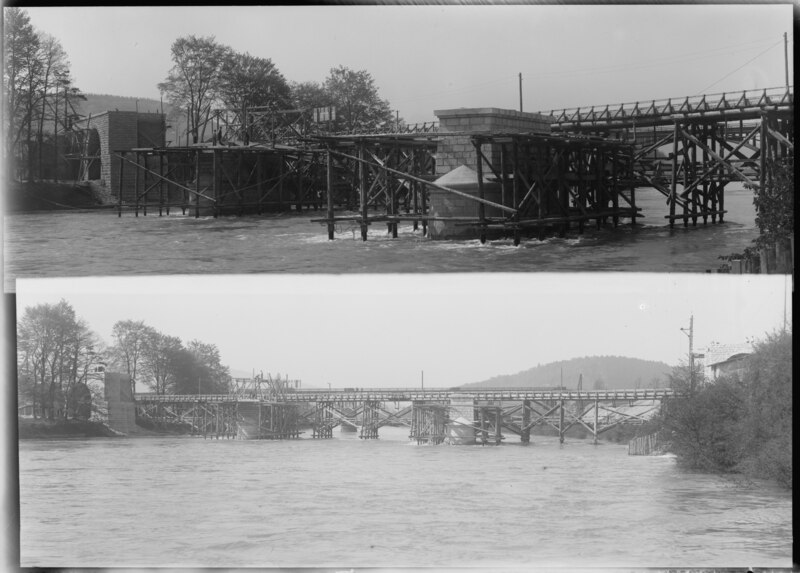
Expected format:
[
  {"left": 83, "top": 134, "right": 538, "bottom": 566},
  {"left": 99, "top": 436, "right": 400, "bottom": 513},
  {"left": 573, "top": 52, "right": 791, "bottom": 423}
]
[
  {"left": 421, "top": 370, "right": 424, "bottom": 392},
  {"left": 784, "top": 32, "right": 790, "bottom": 89},
  {"left": 680, "top": 315, "right": 695, "bottom": 390},
  {"left": 518, "top": 73, "right": 523, "bottom": 113}
]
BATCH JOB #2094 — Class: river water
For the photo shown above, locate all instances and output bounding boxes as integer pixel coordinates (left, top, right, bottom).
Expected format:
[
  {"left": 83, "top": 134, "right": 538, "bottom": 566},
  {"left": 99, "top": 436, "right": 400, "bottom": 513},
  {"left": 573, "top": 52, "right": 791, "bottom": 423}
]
[
  {"left": 4, "top": 187, "right": 758, "bottom": 291},
  {"left": 18, "top": 428, "right": 792, "bottom": 568}
]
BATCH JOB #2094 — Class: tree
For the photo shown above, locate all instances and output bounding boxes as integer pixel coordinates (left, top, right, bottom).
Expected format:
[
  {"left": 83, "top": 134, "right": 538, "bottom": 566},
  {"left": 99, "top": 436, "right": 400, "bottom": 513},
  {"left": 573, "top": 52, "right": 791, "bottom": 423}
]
[
  {"left": 323, "top": 66, "right": 394, "bottom": 133},
  {"left": 140, "top": 331, "right": 183, "bottom": 395},
  {"left": 218, "top": 52, "right": 291, "bottom": 111},
  {"left": 754, "top": 157, "right": 794, "bottom": 245},
  {"left": 186, "top": 339, "right": 231, "bottom": 394},
  {"left": 735, "top": 330, "right": 792, "bottom": 488},
  {"left": 17, "top": 300, "right": 99, "bottom": 420},
  {"left": 109, "top": 320, "right": 154, "bottom": 397},
  {"left": 3, "top": 7, "right": 41, "bottom": 179},
  {"left": 3, "top": 8, "right": 81, "bottom": 181},
  {"left": 34, "top": 33, "right": 70, "bottom": 181},
  {"left": 661, "top": 371, "right": 744, "bottom": 472},
  {"left": 290, "top": 80, "right": 332, "bottom": 111},
  {"left": 661, "top": 333, "right": 792, "bottom": 489},
  {"left": 158, "top": 35, "right": 230, "bottom": 144}
]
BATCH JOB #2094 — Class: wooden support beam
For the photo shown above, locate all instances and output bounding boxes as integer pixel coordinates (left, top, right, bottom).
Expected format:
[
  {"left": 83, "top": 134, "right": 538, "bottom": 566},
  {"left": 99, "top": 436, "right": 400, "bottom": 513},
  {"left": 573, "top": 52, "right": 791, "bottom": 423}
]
[
  {"left": 474, "top": 140, "right": 487, "bottom": 244},
  {"left": 326, "top": 149, "right": 335, "bottom": 240}
]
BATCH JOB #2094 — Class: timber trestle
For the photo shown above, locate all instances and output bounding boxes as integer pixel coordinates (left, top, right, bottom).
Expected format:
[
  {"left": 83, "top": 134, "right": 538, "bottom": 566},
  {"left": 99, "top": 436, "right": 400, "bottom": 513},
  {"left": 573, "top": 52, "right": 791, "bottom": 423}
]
[
  {"left": 547, "top": 85, "right": 794, "bottom": 228},
  {"left": 135, "top": 388, "right": 676, "bottom": 444},
  {"left": 113, "top": 86, "right": 792, "bottom": 244}
]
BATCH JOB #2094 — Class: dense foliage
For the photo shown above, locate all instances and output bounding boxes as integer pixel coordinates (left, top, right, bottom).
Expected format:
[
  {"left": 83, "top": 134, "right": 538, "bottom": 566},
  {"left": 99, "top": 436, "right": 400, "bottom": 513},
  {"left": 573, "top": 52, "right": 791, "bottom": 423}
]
[
  {"left": 17, "top": 300, "right": 100, "bottom": 420},
  {"left": 108, "top": 320, "right": 231, "bottom": 396},
  {"left": 17, "top": 301, "right": 233, "bottom": 421},
  {"left": 720, "top": 157, "right": 794, "bottom": 273},
  {"left": 3, "top": 7, "right": 85, "bottom": 181},
  {"left": 662, "top": 330, "right": 792, "bottom": 489}
]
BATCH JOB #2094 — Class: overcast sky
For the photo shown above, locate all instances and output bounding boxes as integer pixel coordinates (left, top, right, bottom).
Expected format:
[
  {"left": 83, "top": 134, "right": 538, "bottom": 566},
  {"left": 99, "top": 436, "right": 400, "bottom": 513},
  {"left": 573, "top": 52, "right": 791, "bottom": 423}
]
[
  {"left": 22, "top": 5, "right": 794, "bottom": 124},
  {"left": 14, "top": 273, "right": 791, "bottom": 389}
]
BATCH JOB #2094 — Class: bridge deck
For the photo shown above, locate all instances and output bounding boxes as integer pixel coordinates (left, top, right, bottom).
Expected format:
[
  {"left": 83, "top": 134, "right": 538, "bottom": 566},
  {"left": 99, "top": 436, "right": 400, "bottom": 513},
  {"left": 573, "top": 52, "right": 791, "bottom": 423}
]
[{"left": 135, "top": 388, "right": 678, "bottom": 403}]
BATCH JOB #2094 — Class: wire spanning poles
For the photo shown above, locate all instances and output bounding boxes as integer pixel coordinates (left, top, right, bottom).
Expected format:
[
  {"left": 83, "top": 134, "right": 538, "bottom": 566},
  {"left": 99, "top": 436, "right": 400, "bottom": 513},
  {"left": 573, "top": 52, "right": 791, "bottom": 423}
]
[{"left": 113, "top": 146, "right": 329, "bottom": 217}]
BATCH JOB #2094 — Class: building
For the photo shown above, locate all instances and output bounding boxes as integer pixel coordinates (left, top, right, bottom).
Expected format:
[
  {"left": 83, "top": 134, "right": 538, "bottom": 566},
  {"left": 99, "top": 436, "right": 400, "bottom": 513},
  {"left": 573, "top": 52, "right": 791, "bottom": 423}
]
[{"left": 696, "top": 342, "right": 753, "bottom": 381}]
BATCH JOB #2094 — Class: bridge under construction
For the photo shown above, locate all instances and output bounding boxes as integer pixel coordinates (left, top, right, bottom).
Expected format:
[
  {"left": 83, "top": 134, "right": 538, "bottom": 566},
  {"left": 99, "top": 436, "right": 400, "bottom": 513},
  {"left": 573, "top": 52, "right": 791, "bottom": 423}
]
[
  {"left": 135, "top": 376, "right": 677, "bottom": 445},
  {"left": 99, "top": 85, "right": 792, "bottom": 243}
]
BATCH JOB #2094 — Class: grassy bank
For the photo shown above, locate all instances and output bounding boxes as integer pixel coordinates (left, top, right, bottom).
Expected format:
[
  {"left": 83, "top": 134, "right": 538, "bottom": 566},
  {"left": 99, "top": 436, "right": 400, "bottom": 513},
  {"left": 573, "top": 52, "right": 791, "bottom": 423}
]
[
  {"left": 4, "top": 180, "right": 113, "bottom": 212},
  {"left": 18, "top": 417, "right": 120, "bottom": 439}
]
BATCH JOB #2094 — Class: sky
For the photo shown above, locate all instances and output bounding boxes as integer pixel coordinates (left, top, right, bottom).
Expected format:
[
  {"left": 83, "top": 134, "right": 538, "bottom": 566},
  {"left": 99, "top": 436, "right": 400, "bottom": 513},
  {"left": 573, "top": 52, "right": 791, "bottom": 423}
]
[
  {"left": 13, "top": 273, "right": 792, "bottom": 389},
  {"left": 21, "top": 4, "right": 794, "bottom": 124}
]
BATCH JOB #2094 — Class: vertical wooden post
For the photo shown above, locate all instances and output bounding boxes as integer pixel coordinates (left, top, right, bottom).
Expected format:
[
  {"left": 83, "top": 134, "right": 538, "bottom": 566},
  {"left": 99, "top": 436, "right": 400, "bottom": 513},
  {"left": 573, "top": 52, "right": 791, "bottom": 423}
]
[
  {"left": 296, "top": 153, "right": 304, "bottom": 212},
  {"left": 117, "top": 152, "right": 124, "bottom": 217},
  {"left": 389, "top": 146, "right": 398, "bottom": 238},
  {"left": 610, "top": 149, "right": 619, "bottom": 228},
  {"left": 278, "top": 155, "right": 284, "bottom": 210},
  {"left": 479, "top": 408, "right": 487, "bottom": 445},
  {"left": 494, "top": 408, "right": 502, "bottom": 445},
  {"left": 521, "top": 399, "right": 530, "bottom": 444},
  {"left": 326, "top": 149, "right": 335, "bottom": 240},
  {"left": 690, "top": 124, "right": 698, "bottom": 226},
  {"left": 142, "top": 152, "right": 148, "bottom": 216},
  {"left": 499, "top": 143, "right": 507, "bottom": 209},
  {"left": 700, "top": 125, "right": 708, "bottom": 225},
  {"left": 134, "top": 151, "right": 140, "bottom": 217},
  {"left": 628, "top": 153, "right": 636, "bottom": 227},
  {"left": 759, "top": 112, "right": 768, "bottom": 194},
  {"left": 474, "top": 139, "right": 487, "bottom": 244},
  {"left": 558, "top": 398, "right": 565, "bottom": 444},
  {"left": 194, "top": 149, "right": 201, "bottom": 218},
  {"left": 593, "top": 398, "right": 599, "bottom": 445},
  {"left": 512, "top": 141, "right": 521, "bottom": 245},
  {"left": 159, "top": 152, "right": 164, "bottom": 217},
  {"left": 359, "top": 145, "right": 368, "bottom": 241},
  {"left": 421, "top": 182, "right": 428, "bottom": 238},
  {"left": 213, "top": 149, "right": 220, "bottom": 218},
  {"left": 669, "top": 122, "right": 679, "bottom": 228}
]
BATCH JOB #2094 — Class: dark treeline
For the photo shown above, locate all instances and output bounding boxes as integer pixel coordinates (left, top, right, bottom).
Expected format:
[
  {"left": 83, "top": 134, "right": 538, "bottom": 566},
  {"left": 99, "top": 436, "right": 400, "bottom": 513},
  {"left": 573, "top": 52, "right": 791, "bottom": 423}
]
[
  {"left": 720, "top": 157, "right": 793, "bottom": 274},
  {"left": 17, "top": 300, "right": 232, "bottom": 421},
  {"left": 658, "top": 329, "right": 792, "bottom": 490},
  {"left": 4, "top": 10, "right": 400, "bottom": 184},
  {"left": 3, "top": 7, "right": 87, "bottom": 182},
  {"left": 158, "top": 34, "right": 395, "bottom": 144}
]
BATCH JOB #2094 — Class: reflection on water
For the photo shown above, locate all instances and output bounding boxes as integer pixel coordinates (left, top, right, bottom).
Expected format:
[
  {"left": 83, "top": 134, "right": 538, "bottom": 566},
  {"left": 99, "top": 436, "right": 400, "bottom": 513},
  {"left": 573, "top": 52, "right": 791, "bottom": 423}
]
[
  {"left": 4, "top": 187, "right": 759, "bottom": 290},
  {"left": 18, "top": 428, "right": 792, "bottom": 568}
]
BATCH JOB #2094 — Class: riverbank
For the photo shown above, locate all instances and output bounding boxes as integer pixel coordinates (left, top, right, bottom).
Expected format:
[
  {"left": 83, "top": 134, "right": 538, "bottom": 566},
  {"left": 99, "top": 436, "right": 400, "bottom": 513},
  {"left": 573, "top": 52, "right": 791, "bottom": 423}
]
[
  {"left": 4, "top": 180, "right": 113, "bottom": 212},
  {"left": 18, "top": 417, "right": 192, "bottom": 439},
  {"left": 18, "top": 417, "right": 121, "bottom": 439}
]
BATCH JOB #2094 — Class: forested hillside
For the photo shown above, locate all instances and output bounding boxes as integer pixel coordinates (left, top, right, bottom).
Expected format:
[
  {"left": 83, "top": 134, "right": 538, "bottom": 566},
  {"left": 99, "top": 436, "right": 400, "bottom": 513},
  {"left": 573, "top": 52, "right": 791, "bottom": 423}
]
[
  {"left": 462, "top": 356, "right": 672, "bottom": 390},
  {"left": 75, "top": 93, "right": 168, "bottom": 117}
]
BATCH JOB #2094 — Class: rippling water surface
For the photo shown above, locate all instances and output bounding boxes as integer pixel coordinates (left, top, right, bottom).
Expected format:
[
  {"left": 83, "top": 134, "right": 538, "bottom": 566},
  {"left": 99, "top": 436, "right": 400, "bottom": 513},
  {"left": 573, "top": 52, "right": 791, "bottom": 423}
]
[
  {"left": 18, "top": 428, "right": 792, "bottom": 568},
  {"left": 4, "top": 187, "right": 758, "bottom": 290}
]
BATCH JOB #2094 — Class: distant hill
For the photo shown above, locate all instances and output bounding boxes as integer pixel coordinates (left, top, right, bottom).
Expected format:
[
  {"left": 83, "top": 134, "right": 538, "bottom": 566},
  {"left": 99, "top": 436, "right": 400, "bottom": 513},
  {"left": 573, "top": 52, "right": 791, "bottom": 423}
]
[
  {"left": 76, "top": 93, "right": 187, "bottom": 146},
  {"left": 461, "top": 356, "right": 672, "bottom": 390},
  {"left": 75, "top": 93, "right": 169, "bottom": 117}
]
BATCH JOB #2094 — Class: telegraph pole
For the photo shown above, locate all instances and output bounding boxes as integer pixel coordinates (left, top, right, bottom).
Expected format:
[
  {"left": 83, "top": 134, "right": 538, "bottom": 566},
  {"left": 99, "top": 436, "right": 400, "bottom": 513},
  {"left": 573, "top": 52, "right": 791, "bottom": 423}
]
[
  {"left": 680, "top": 315, "right": 695, "bottom": 390},
  {"left": 518, "top": 73, "right": 523, "bottom": 112},
  {"left": 784, "top": 32, "right": 790, "bottom": 89}
]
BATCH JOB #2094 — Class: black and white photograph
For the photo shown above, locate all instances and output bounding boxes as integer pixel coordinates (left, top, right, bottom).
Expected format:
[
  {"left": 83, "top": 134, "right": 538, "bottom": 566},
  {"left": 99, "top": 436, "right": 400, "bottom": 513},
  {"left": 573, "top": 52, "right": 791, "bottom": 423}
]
[{"left": 2, "top": 3, "right": 794, "bottom": 571}]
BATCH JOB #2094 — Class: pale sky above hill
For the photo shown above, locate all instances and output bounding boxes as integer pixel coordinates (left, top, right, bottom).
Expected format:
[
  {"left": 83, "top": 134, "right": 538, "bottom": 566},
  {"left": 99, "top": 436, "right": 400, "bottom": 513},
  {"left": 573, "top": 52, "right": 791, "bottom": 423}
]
[
  {"left": 15, "top": 274, "right": 792, "bottom": 389},
  {"left": 21, "top": 4, "right": 794, "bottom": 124}
]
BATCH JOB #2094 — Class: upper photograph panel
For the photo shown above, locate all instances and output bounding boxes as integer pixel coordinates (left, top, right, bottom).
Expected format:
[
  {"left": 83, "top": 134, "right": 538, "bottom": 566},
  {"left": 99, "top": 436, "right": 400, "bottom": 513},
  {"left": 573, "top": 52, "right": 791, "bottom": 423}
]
[{"left": 3, "top": 5, "right": 794, "bottom": 290}]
